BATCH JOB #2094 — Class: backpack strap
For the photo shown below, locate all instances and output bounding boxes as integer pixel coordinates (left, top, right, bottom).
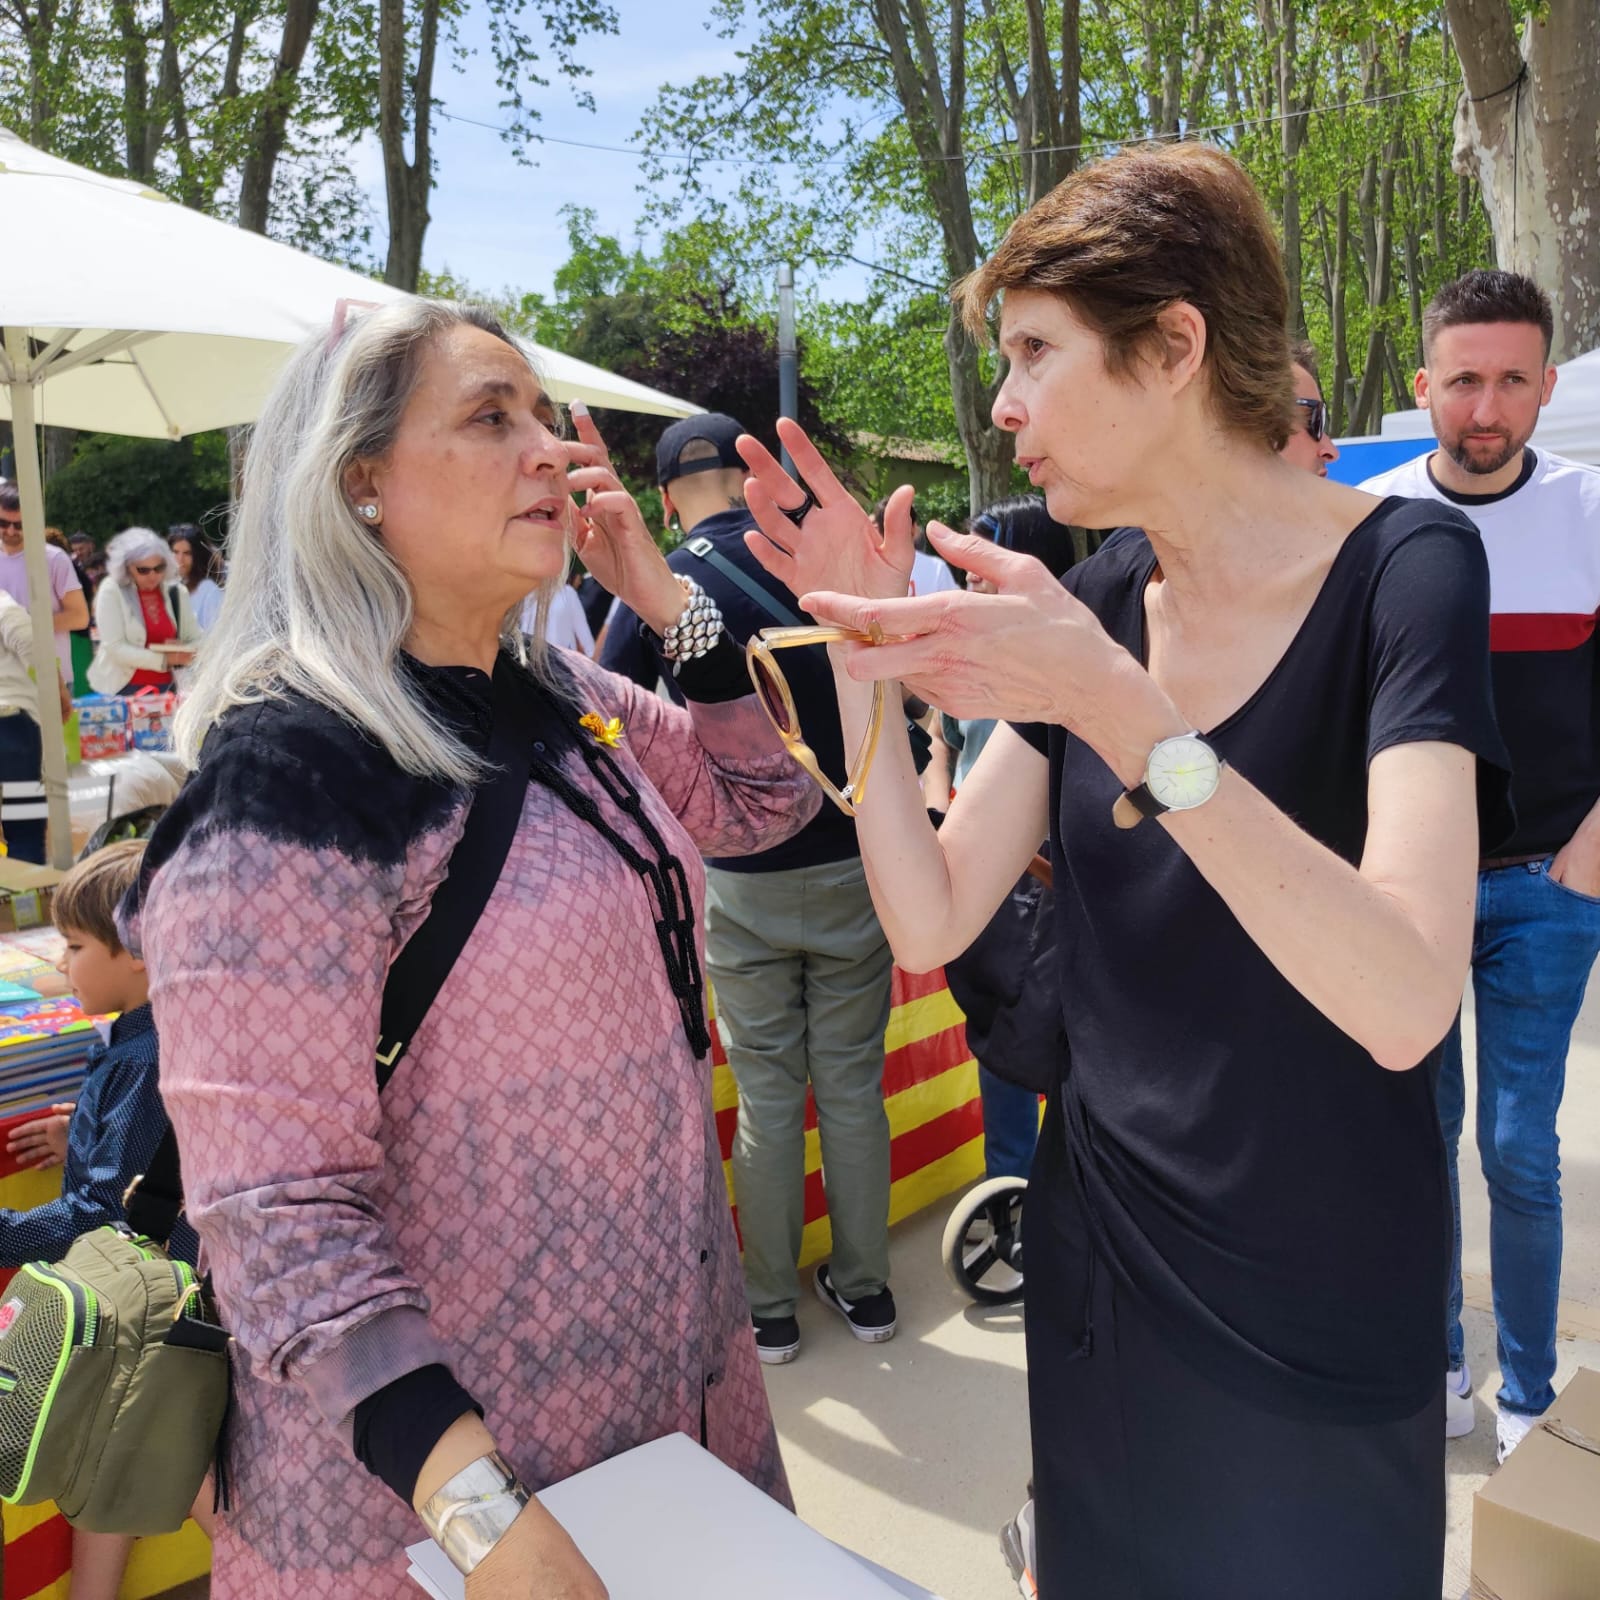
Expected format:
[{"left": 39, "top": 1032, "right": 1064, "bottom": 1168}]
[
  {"left": 682, "top": 536, "right": 803, "bottom": 627},
  {"left": 125, "top": 657, "right": 534, "bottom": 1244}
]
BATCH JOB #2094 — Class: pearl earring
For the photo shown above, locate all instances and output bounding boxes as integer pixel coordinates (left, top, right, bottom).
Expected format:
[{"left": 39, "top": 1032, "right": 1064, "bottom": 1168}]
[{"left": 360, "top": 504, "right": 378, "bottom": 520}]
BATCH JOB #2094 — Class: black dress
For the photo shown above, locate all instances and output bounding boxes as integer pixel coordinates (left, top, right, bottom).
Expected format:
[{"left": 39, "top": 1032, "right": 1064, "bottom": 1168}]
[{"left": 1012, "top": 500, "right": 1512, "bottom": 1600}]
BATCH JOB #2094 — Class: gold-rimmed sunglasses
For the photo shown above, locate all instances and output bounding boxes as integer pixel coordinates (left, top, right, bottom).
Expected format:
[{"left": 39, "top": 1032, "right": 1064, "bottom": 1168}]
[{"left": 746, "top": 625, "right": 886, "bottom": 816}]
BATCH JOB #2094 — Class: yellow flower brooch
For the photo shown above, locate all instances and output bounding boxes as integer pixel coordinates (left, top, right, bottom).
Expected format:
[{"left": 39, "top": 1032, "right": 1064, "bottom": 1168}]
[{"left": 579, "top": 712, "right": 625, "bottom": 748}]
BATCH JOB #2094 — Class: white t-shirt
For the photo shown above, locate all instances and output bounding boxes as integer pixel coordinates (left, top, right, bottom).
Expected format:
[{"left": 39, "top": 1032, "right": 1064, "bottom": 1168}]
[
  {"left": 521, "top": 584, "right": 595, "bottom": 654},
  {"left": 0, "top": 592, "right": 39, "bottom": 718},
  {"left": 911, "top": 549, "right": 960, "bottom": 597},
  {"left": 187, "top": 577, "right": 224, "bottom": 631}
]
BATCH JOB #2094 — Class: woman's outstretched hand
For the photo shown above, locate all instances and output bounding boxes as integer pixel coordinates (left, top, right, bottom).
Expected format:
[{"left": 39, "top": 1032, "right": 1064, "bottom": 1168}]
[
  {"left": 737, "top": 420, "right": 914, "bottom": 605},
  {"left": 563, "top": 402, "right": 685, "bottom": 635},
  {"left": 802, "top": 523, "right": 1185, "bottom": 785}
]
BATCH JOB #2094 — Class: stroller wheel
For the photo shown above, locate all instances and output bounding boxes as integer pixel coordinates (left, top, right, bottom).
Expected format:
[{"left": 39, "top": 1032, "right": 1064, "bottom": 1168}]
[{"left": 942, "top": 1175, "right": 1027, "bottom": 1304}]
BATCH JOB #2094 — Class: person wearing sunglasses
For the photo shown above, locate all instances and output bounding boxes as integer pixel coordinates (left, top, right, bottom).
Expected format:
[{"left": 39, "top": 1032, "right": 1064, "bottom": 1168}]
[
  {"left": 735, "top": 142, "right": 1512, "bottom": 1600},
  {"left": 86, "top": 527, "right": 202, "bottom": 697},
  {"left": 1280, "top": 341, "right": 1341, "bottom": 479},
  {"left": 601, "top": 413, "right": 899, "bottom": 1367},
  {"left": 0, "top": 480, "right": 90, "bottom": 693}
]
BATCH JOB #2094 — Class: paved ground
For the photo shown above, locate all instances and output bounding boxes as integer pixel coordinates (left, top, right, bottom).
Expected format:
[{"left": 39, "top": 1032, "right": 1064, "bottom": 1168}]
[{"left": 772, "top": 965, "right": 1600, "bottom": 1600}]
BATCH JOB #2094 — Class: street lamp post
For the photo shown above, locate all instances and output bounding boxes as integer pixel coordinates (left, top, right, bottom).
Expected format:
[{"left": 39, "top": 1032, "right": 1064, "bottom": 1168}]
[{"left": 777, "top": 262, "right": 797, "bottom": 476}]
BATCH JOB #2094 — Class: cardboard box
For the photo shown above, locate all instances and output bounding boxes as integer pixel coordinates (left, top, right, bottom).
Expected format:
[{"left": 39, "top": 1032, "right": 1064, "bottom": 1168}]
[
  {"left": 1471, "top": 1366, "right": 1600, "bottom": 1599},
  {"left": 0, "top": 860, "right": 67, "bottom": 935}
]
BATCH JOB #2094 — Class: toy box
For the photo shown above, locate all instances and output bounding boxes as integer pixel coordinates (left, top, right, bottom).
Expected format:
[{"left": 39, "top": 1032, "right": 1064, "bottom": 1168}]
[
  {"left": 73, "top": 695, "right": 129, "bottom": 760},
  {"left": 125, "top": 689, "right": 178, "bottom": 753}
]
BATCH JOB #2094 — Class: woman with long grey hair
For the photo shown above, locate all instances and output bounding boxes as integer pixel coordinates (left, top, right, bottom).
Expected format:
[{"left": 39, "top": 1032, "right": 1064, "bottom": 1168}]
[
  {"left": 125, "top": 299, "right": 819, "bottom": 1600},
  {"left": 86, "top": 526, "right": 201, "bottom": 695}
]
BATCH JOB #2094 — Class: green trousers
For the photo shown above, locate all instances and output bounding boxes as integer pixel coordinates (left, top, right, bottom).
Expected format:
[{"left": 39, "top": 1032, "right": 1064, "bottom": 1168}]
[{"left": 706, "top": 857, "right": 895, "bottom": 1317}]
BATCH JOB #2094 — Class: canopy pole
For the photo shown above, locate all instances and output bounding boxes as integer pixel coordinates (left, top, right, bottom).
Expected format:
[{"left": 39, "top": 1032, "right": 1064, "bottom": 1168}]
[{"left": 3, "top": 327, "right": 75, "bottom": 870}]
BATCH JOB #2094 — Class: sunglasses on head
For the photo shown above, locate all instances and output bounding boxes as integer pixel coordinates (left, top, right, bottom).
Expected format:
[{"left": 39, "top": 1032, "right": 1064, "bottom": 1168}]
[
  {"left": 1296, "top": 397, "right": 1329, "bottom": 442},
  {"left": 746, "top": 625, "right": 887, "bottom": 816}
]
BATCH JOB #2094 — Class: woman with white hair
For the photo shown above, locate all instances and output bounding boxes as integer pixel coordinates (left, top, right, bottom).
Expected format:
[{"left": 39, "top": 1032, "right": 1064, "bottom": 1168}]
[
  {"left": 87, "top": 527, "right": 201, "bottom": 695},
  {"left": 122, "top": 300, "right": 818, "bottom": 1600}
]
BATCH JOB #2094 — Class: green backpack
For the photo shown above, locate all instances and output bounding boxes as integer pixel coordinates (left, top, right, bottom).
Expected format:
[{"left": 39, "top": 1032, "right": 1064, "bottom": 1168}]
[{"left": 0, "top": 1224, "right": 228, "bottom": 1533}]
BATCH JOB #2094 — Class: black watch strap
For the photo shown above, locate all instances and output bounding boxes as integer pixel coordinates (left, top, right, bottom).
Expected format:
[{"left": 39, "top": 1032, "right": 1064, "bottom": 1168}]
[
  {"left": 1112, "top": 781, "right": 1167, "bottom": 830},
  {"left": 1112, "top": 730, "right": 1222, "bottom": 831}
]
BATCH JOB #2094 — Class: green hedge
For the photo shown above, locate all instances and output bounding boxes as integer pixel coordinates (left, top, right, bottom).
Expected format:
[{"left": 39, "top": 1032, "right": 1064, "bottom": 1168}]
[{"left": 43, "top": 433, "right": 231, "bottom": 543}]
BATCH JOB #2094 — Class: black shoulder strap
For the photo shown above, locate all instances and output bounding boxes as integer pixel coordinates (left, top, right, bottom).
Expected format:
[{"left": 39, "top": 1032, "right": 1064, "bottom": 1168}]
[
  {"left": 374, "top": 660, "right": 531, "bottom": 1087},
  {"left": 683, "top": 536, "right": 803, "bottom": 627},
  {"left": 126, "top": 659, "right": 532, "bottom": 1243}
]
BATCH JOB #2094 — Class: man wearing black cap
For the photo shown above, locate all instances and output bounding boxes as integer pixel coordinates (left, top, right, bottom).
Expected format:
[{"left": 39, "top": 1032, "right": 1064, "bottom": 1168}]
[{"left": 601, "top": 414, "right": 897, "bottom": 1365}]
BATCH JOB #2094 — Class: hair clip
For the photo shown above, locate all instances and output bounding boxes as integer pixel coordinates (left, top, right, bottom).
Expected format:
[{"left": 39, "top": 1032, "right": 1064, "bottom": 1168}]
[{"left": 326, "top": 298, "right": 381, "bottom": 355}]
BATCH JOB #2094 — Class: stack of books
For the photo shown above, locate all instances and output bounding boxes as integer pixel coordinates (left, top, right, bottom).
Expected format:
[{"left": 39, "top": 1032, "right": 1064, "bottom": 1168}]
[{"left": 0, "top": 929, "right": 101, "bottom": 1122}]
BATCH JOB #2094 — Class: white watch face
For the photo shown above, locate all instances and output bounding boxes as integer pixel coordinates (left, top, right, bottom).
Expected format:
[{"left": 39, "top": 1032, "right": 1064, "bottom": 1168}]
[{"left": 1146, "top": 734, "right": 1220, "bottom": 811}]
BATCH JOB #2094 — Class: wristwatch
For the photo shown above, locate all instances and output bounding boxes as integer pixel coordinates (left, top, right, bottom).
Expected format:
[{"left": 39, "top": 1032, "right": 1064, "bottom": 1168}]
[
  {"left": 419, "top": 1450, "right": 532, "bottom": 1575},
  {"left": 1112, "top": 730, "right": 1225, "bottom": 829}
]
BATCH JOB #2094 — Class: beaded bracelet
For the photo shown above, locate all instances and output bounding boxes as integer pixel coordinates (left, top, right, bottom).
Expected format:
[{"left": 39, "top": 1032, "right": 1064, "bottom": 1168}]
[{"left": 659, "top": 574, "right": 723, "bottom": 663}]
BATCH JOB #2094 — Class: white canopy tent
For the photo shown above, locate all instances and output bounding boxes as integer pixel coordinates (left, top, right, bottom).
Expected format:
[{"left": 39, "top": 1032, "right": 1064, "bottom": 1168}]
[
  {"left": 0, "top": 123, "right": 699, "bottom": 863},
  {"left": 1379, "top": 343, "right": 1600, "bottom": 467}
]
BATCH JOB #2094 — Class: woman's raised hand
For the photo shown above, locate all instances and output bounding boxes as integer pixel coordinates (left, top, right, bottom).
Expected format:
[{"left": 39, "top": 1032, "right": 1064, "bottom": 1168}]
[
  {"left": 563, "top": 402, "right": 685, "bottom": 635},
  {"left": 737, "top": 420, "right": 914, "bottom": 605},
  {"left": 800, "top": 523, "right": 1183, "bottom": 780}
]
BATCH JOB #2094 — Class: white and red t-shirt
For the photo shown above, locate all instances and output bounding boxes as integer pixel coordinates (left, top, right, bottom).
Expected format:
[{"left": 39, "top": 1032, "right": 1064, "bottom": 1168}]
[{"left": 1361, "top": 447, "right": 1600, "bottom": 857}]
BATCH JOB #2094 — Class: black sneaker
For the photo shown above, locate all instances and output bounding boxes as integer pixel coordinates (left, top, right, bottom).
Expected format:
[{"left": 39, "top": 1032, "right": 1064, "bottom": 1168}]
[
  {"left": 813, "top": 1264, "right": 897, "bottom": 1343},
  {"left": 751, "top": 1313, "right": 800, "bottom": 1365}
]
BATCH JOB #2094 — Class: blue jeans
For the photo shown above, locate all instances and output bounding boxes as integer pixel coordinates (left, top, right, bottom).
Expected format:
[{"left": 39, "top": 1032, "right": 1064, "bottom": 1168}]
[
  {"left": 1439, "top": 857, "right": 1600, "bottom": 1416},
  {"left": 979, "top": 1067, "right": 1040, "bottom": 1180}
]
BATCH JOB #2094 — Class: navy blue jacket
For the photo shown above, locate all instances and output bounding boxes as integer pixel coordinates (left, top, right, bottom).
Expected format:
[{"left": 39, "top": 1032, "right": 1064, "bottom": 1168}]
[
  {"left": 601, "top": 508, "right": 859, "bottom": 872},
  {"left": 0, "top": 1004, "right": 198, "bottom": 1267}
]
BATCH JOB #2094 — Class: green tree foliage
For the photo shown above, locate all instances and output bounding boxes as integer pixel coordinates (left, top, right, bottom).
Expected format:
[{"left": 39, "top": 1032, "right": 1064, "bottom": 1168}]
[
  {"left": 428, "top": 210, "right": 852, "bottom": 526},
  {"left": 42, "top": 432, "right": 232, "bottom": 540},
  {"left": 312, "top": 0, "right": 618, "bottom": 289},
  {"left": 637, "top": 1, "right": 1502, "bottom": 452},
  {"left": 0, "top": 0, "right": 372, "bottom": 255},
  {"left": 804, "top": 290, "right": 961, "bottom": 447}
]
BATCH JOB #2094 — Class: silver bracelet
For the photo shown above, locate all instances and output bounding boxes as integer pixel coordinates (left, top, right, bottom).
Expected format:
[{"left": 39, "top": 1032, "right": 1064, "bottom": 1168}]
[
  {"left": 419, "top": 1450, "right": 532, "bottom": 1576},
  {"left": 659, "top": 574, "right": 723, "bottom": 664}
]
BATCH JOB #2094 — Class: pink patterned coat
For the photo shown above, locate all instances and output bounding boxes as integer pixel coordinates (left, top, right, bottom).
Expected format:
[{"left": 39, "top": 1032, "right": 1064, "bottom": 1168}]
[{"left": 129, "top": 650, "right": 818, "bottom": 1598}]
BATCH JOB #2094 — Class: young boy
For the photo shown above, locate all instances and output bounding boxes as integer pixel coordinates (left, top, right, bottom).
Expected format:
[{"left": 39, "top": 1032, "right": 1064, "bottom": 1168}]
[{"left": 0, "top": 839, "right": 208, "bottom": 1598}]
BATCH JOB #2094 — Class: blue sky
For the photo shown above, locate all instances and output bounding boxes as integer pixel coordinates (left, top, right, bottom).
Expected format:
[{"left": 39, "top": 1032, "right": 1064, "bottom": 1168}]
[{"left": 353, "top": 0, "right": 876, "bottom": 307}]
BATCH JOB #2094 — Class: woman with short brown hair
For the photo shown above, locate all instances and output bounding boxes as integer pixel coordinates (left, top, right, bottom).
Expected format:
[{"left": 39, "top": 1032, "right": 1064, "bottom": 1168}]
[{"left": 738, "top": 143, "right": 1509, "bottom": 1597}]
